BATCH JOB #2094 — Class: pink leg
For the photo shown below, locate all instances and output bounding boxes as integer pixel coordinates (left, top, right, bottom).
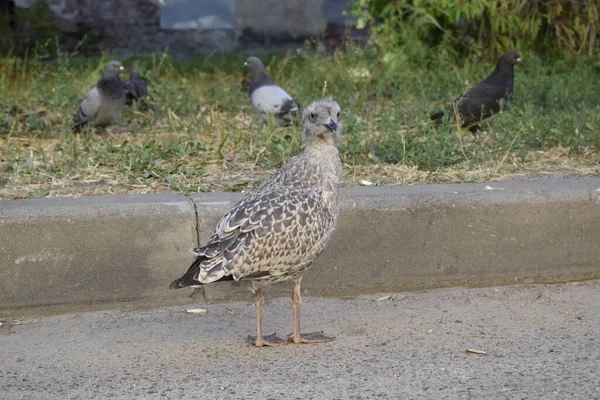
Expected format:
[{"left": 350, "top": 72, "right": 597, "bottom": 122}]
[
  {"left": 252, "top": 288, "right": 288, "bottom": 347},
  {"left": 290, "top": 278, "right": 335, "bottom": 344}
]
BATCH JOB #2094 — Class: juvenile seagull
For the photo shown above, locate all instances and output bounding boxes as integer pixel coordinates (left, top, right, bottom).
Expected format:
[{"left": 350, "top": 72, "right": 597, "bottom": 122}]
[
  {"left": 430, "top": 51, "right": 522, "bottom": 132},
  {"left": 244, "top": 56, "right": 300, "bottom": 127},
  {"left": 170, "top": 98, "right": 342, "bottom": 347},
  {"left": 122, "top": 68, "right": 148, "bottom": 105},
  {"left": 73, "top": 60, "right": 126, "bottom": 130}
]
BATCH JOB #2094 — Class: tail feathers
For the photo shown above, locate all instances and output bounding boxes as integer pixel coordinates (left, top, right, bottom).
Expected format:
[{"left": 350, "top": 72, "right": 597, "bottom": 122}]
[
  {"left": 274, "top": 98, "right": 300, "bottom": 125},
  {"left": 430, "top": 110, "right": 444, "bottom": 128},
  {"left": 169, "top": 255, "right": 234, "bottom": 289},
  {"left": 170, "top": 257, "right": 203, "bottom": 289},
  {"left": 430, "top": 110, "right": 444, "bottom": 120},
  {"left": 72, "top": 107, "right": 89, "bottom": 130}
]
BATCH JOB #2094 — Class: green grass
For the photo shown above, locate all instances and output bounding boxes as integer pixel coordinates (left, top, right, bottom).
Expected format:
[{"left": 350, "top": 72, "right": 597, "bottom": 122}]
[{"left": 0, "top": 44, "right": 599, "bottom": 199}]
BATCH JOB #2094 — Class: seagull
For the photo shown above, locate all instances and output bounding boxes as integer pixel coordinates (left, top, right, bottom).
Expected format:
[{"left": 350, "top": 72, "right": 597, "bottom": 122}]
[{"left": 170, "top": 98, "right": 342, "bottom": 347}]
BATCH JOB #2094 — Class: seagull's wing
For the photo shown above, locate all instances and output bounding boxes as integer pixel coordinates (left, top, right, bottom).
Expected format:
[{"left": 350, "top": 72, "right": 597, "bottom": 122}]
[{"left": 170, "top": 187, "right": 332, "bottom": 287}]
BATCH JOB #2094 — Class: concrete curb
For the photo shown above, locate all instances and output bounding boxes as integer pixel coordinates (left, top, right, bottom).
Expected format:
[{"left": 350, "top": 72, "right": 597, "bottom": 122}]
[
  {"left": 0, "top": 194, "right": 197, "bottom": 312},
  {"left": 1, "top": 178, "right": 600, "bottom": 314}
]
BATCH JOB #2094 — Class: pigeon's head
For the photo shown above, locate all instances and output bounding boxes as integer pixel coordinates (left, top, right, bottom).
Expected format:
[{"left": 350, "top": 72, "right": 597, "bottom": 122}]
[
  {"left": 104, "top": 60, "right": 125, "bottom": 78},
  {"left": 301, "top": 97, "right": 342, "bottom": 145},
  {"left": 244, "top": 57, "right": 265, "bottom": 73},
  {"left": 501, "top": 51, "right": 522, "bottom": 66}
]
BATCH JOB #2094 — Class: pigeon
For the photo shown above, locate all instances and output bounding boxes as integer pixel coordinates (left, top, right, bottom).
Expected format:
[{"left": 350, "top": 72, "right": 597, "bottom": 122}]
[
  {"left": 431, "top": 51, "right": 522, "bottom": 131},
  {"left": 244, "top": 56, "right": 300, "bottom": 127},
  {"left": 170, "top": 98, "right": 342, "bottom": 347},
  {"left": 73, "top": 60, "right": 126, "bottom": 130},
  {"left": 122, "top": 69, "right": 148, "bottom": 105}
]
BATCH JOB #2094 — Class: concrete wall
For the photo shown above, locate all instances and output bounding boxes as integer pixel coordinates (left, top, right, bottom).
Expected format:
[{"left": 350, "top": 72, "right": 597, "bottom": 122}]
[{"left": 13, "top": 0, "right": 328, "bottom": 54}]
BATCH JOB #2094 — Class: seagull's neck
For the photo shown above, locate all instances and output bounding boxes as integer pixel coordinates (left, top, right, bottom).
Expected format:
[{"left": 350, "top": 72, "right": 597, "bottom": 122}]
[
  {"left": 303, "top": 142, "right": 341, "bottom": 194},
  {"left": 304, "top": 137, "right": 339, "bottom": 156}
]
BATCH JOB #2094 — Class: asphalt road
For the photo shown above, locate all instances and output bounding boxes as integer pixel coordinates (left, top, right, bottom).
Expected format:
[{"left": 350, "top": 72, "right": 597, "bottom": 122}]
[{"left": 1, "top": 281, "right": 600, "bottom": 399}]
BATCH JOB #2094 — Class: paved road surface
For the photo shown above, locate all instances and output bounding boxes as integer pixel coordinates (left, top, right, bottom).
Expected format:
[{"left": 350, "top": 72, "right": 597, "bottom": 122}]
[{"left": 2, "top": 281, "right": 600, "bottom": 399}]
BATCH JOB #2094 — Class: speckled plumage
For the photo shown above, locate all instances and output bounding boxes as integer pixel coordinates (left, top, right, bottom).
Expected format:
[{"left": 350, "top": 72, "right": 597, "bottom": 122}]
[
  {"left": 171, "top": 98, "right": 342, "bottom": 346},
  {"left": 73, "top": 60, "right": 126, "bottom": 129},
  {"left": 171, "top": 98, "right": 341, "bottom": 288}
]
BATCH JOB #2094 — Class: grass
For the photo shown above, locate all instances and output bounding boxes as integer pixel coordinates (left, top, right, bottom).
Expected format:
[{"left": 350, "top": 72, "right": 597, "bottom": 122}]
[{"left": 0, "top": 43, "right": 599, "bottom": 199}]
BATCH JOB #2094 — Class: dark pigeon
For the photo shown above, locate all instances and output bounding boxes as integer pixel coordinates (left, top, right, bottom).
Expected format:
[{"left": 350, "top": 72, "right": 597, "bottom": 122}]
[
  {"left": 122, "top": 69, "right": 148, "bottom": 105},
  {"left": 431, "top": 51, "right": 522, "bottom": 132},
  {"left": 73, "top": 60, "right": 126, "bottom": 130},
  {"left": 244, "top": 56, "right": 300, "bottom": 127}
]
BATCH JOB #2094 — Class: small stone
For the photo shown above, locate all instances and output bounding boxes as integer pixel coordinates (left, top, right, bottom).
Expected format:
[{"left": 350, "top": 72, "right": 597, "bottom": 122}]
[{"left": 185, "top": 308, "right": 208, "bottom": 315}]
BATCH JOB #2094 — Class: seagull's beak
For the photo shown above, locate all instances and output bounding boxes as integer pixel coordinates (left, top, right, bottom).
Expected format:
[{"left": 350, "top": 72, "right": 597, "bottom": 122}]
[
  {"left": 119, "top": 66, "right": 126, "bottom": 71},
  {"left": 516, "top": 57, "right": 522, "bottom": 64},
  {"left": 324, "top": 119, "right": 338, "bottom": 133},
  {"left": 243, "top": 62, "right": 248, "bottom": 68}
]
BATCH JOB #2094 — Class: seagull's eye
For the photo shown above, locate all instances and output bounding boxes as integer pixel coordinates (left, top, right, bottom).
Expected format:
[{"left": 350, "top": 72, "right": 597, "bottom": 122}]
[
  {"left": 336, "top": 111, "right": 340, "bottom": 119},
  {"left": 310, "top": 112, "right": 316, "bottom": 120}
]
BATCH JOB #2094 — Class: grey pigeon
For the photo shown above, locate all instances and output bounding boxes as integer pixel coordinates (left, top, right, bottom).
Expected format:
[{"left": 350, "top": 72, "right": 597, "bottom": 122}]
[
  {"left": 73, "top": 60, "right": 126, "bottom": 130},
  {"left": 244, "top": 56, "right": 300, "bottom": 127},
  {"left": 170, "top": 98, "right": 342, "bottom": 347},
  {"left": 122, "top": 68, "right": 148, "bottom": 105},
  {"left": 431, "top": 51, "right": 522, "bottom": 132}
]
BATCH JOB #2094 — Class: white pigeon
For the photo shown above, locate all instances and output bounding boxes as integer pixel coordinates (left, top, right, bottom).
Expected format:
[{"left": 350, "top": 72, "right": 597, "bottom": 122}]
[
  {"left": 73, "top": 60, "right": 126, "bottom": 130},
  {"left": 244, "top": 56, "right": 300, "bottom": 127}
]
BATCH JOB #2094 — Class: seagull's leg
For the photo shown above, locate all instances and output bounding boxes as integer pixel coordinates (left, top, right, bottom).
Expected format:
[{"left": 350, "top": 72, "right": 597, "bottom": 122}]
[
  {"left": 290, "top": 277, "right": 335, "bottom": 344},
  {"left": 251, "top": 287, "right": 288, "bottom": 347}
]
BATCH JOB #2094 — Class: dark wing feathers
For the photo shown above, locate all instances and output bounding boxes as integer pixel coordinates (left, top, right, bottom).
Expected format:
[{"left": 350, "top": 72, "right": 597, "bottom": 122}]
[
  {"left": 278, "top": 98, "right": 299, "bottom": 115},
  {"left": 431, "top": 60, "right": 515, "bottom": 129},
  {"left": 277, "top": 98, "right": 300, "bottom": 121},
  {"left": 122, "top": 78, "right": 147, "bottom": 104},
  {"left": 431, "top": 84, "right": 510, "bottom": 128},
  {"left": 72, "top": 106, "right": 90, "bottom": 129},
  {"left": 455, "top": 83, "right": 508, "bottom": 125}
]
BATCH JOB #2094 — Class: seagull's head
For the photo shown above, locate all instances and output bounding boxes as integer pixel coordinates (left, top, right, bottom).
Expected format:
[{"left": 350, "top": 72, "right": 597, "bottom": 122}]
[{"left": 301, "top": 97, "right": 342, "bottom": 145}]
